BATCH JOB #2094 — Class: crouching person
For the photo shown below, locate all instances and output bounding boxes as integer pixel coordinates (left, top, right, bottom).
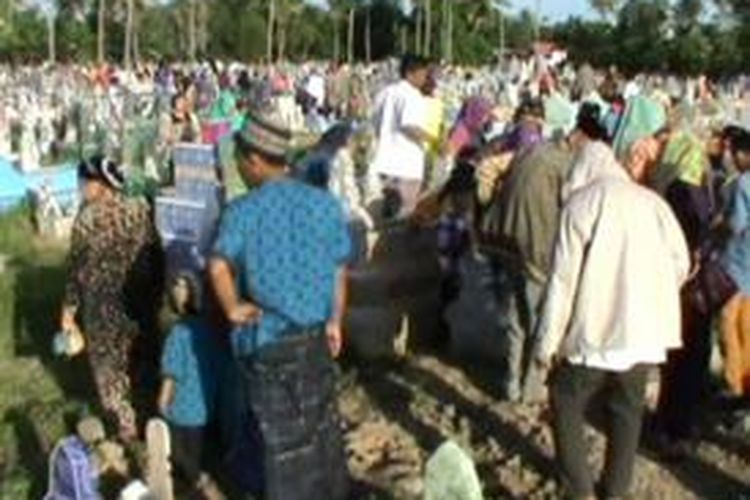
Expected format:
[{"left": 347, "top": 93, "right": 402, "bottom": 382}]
[
  {"left": 209, "top": 111, "right": 351, "bottom": 500},
  {"left": 534, "top": 140, "right": 690, "bottom": 499}
]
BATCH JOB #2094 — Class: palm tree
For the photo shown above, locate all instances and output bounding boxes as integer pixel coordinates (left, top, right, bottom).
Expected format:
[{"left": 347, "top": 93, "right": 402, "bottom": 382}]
[
  {"left": 123, "top": 0, "right": 135, "bottom": 68},
  {"left": 491, "top": 0, "right": 509, "bottom": 57},
  {"left": 197, "top": 0, "right": 210, "bottom": 55},
  {"left": 424, "top": 0, "right": 432, "bottom": 56},
  {"left": 42, "top": 5, "right": 57, "bottom": 64},
  {"left": 414, "top": 1, "right": 422, "bottom": 55},
  {"left": 276, "top": 0, "right": 304, "bottom": 61},
  {"left": 441, "top": 0, "right": 452, "bottom": 62},
  {"left": 97, "top": 0, "right": 106, "bottom": 63},
  {"left": 589, "top": 0, "right": 622, "bottom": 21},
  {"left": 188, "top": 0, "right": 197, "bottom": 60},
  {"left": 364, "top": 0, "right": 372, "bottom": 63},
  {"left": 267, "top": 0, "right": 276, "bottom": 63},
  {"left": 347, "top": 3, "right": 355, "bottom": 63}
]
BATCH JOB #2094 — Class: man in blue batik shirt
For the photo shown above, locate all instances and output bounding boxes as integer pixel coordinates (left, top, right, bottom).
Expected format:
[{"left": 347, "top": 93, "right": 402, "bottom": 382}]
[{"left": 209, "top": 109, "right": 351, "bottom": 500}]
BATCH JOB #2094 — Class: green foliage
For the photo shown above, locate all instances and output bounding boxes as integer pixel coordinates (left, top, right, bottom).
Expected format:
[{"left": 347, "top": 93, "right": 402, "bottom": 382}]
[
  {"left": 0, "top": 0, "right": 747, "bottom": 75},
  {"left": 0, "top": 208, "right": 92, "bottom": 499},
  {"left": 555, "top": 0, "right": 750, "bottom": 77}
]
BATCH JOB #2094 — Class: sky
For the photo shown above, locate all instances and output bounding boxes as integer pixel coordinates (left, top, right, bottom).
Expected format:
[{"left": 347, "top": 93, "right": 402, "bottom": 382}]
[
  {"left": 307, "top": 1, "right": 596, "bottom": 21},
  {"left": 511, "top": 0, "right": 595, "bottom": 21}
]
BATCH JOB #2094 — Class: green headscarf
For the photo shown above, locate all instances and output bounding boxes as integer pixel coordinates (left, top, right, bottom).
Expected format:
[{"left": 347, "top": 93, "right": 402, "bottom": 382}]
[
  {"left": 613, "top": 95, "right": 667, "bottom": 161},
  {"left": 649, "top": 131, "right": 706, "bottom": 194}
]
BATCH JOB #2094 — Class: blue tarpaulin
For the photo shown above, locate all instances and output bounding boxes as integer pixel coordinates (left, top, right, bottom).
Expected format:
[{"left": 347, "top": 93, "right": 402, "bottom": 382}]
[{"left": 0, "top": 158, "right": 78, "bottom": 213}]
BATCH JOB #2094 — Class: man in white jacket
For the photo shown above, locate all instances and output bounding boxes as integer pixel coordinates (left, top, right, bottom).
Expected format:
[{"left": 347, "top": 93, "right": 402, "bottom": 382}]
[{"left": 534, "top": 140, "right": 690, "bottom": 500}]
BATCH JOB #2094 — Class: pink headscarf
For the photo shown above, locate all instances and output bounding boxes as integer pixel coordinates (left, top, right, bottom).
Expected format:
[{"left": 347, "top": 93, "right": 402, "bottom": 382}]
[{"left": 448, "top": 97, "right": 494, "bottom": 154}]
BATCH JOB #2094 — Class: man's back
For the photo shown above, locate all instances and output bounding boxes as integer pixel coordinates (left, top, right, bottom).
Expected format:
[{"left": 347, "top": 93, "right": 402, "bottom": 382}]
[
  {"left": 495, "top": 142, "right": 574, "bottom": 279},
  {"left": 213, "top": 179, "right": 350, "bottom": 352},
  {"left": 371, "top": 80, "right": 426, "bottom": 180},
  {"left": 540, "top": 176, "right": 690, "bottom": 362}
]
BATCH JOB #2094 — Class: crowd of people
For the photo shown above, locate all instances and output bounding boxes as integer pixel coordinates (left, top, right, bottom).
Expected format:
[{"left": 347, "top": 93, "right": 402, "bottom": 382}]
[{"left": 37, "top": 50, "right": 750, "bottom": 499}]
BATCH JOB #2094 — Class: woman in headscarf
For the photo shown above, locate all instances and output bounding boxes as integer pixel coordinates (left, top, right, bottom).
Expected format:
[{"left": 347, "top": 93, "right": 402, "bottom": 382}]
[
  {"left": 445, "top": 96, "right": 495, "bottom": 159},
  {"left": 615, "top": 95, "right": 668, "bottom": 182},
  {"left": 650, "top": 129, "right": 717, "bottom": 454},
  {"left": 60, "top": 156, "right": 164, "bottom": 441}
]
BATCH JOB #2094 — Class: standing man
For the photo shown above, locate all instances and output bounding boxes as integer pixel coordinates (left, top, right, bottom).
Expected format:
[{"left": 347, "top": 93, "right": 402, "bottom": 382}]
[
  {"left": 534, "top": 141, "right": 690, "bottom": 500},
  {"left": 209, "top": 111, "right": 351, "bottom": 500},
  {"left": 483, "top": 138, "right": 574, "bottom": 403},
  {"left": 370, "top": 54, "right": 431, "bottom": 219}
]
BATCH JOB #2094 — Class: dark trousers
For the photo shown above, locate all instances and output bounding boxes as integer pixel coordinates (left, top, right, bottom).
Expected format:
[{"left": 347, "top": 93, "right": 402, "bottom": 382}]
[
  {"left": 169, "top": 424, "right": 204, "bottom": 485},
  {"left": 240, "top": 330, "right": 349, "bottom": 500},
  {"left": 657, "top": 301, "right": 712, "bottom": 440},
  {"left": 550, "top": 363, "right": 650, "bottom": 498}
]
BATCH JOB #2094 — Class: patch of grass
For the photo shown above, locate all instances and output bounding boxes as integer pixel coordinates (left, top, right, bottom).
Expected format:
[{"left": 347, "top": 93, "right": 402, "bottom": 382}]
[{"left": 0, "top": 209, "right": 94, "bottom": 499}]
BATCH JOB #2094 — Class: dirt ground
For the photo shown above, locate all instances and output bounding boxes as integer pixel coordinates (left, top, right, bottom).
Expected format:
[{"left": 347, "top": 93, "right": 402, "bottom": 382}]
[{"left": 339, "top": 354, "right": 750, "bottom": 500}]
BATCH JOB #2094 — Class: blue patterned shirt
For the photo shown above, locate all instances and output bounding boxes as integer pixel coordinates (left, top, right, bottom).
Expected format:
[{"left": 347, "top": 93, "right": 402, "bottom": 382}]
[
  {"left": 722, "top": 172, "right": 750, "bottom": 296},
  {"left": 213, "top": 178, "right": 351, "bottom": 355},
  {"left": 162, "top": 318, "right": 224, "bottom": 427}
]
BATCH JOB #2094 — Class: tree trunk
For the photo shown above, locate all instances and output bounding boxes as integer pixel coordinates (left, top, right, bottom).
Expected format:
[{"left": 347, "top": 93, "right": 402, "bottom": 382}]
[
  {"left": 365, "top": 6, "right": 372, "bottom": 63},
  {"left": 97, "top": 0, "right": 106, "bottom": 64},
  {"left": 441, "top": 0, "right": 447, "bottom": 61},
  {"left": 499, "top": 8, "right": 505, "bottom": 58},
  {"left": 333, "top": 16, "right": 340, "bottom": 62},
  {"left": 400, "top": 23, "right": 407, "bottom": 54},
  {"left": 347, "top": 7, "right": 355, "bottom": 64},
  {"left": 415, "top": 4, "right": 422, "bottom": 55},
  {"left": 47, "top": 13, "right": 55, "bottom": 64},
  {"left": 424, "top": 0, "right": 431, "bottom": 57},
  {"left": 198, "top": 1, "right": 209, "bottom": 55},
  {"left": 133, "top": 6, "right": 140, "bottom": 66},
  {"left": 267, "top": 0, "right": 276, "bottom": 63},
  {"left": 446, "top": 0, "right": 453, "bottom": 63},
  {"left": 277, "top": 18, "right": 286, "bottom": 62},
  {"left": 124, "top": 0, "right": 134, "bottom": 70},
  {"left": 188, "top": 0, "right": 197, "bottom": 61}
]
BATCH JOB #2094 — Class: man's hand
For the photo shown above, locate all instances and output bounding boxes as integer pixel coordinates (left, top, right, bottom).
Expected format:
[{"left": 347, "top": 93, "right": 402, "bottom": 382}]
[
  {"left": 61, "top": 306, "right": 78, "bottom": 333},
  {"left": 157, "top": 379, "right": 175, "bottom": 416},
  {"left": 534, "top": 351, "right": 556, "bottom": 374},
  {"left": 227, "top": 302, "right": 263, "bottom": 326},
  {"left": 326, "top": 320, "right": 343, "bottom": 359}
]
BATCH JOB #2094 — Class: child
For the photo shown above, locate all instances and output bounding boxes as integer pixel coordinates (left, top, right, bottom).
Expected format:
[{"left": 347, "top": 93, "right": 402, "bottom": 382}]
[{"left": 156, "top": 273, "right": 225, "bottom": 500}]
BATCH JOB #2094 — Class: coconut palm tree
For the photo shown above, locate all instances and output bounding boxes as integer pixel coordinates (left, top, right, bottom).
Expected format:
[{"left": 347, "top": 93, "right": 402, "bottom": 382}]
[
  {"left": 329, "top": 0, "right": 356, "bottom": 63},
  {"left": 589, "top": 0, "right": 623, "bottom": 21},
  {"left": 267, "top": 0, "right": 276, "bottom": 62},
  {"left": 276, "top": 0, "right": 304, "bottom": 61},
  {"left": 441, "top": 0, "right": 452, "bottom": 62},
  {"left": 97, "top": 0, "right": 106, "bottom": 63},
  {"left": 424, "top": 0, "right": 432, "bottom": 56},
  {"left": 123, "top": 0, "right": 135, "bottom": 67},
  {"left": 347, "top": 2, "right": 355, "bottom": 63},
  {"left": 363, "top": 0, "right": 372, "bottom": 63},
  {"left": 491, "top": 0, "right": 509, "bottom": 57}
]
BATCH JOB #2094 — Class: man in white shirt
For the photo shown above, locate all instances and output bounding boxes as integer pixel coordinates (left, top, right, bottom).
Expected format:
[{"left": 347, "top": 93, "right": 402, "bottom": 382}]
[
  {"left": 534, "top": 140, "right": 690, "bottom": 500},
  {"left": 304, "top": 69, "right": 326, "bottom": 111},
  {"left": 370, "top": 54, "right": 431, "bottom": 219}
]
